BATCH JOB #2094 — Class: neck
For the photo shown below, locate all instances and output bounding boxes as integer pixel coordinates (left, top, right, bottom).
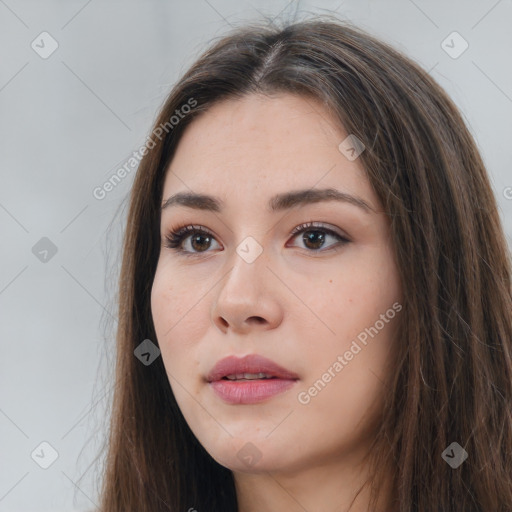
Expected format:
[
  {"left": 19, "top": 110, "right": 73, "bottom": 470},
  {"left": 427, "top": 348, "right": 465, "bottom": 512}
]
[{"left": 233, "top": 450, "right": 395, "bottom": 512}]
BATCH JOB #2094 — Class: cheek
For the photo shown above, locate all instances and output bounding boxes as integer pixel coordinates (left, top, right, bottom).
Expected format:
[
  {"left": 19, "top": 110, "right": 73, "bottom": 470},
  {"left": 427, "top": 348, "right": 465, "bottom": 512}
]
[
  {"left": 303, "top": 250, "right": 401, "bottom": 378},
  {"left": 151, "top": 274, "right": 191, "bottom": 401},
  {"left": 151, "top": 267, "right": 188, "bottom": 337},
  {"left": 150, "top": 267, "right": 205, "bottom": 373},
  {"left": 301, "top": 256, "right": 399, "bottom": 334},
  {"left": 151, "top": 270, "right": 184, "bottom": 363}
]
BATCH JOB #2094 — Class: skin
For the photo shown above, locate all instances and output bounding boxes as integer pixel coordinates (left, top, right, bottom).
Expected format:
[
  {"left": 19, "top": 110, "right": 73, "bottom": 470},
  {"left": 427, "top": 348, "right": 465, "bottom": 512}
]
[{"left": 151, "top": 93, "right": 402, "bottom": 511}]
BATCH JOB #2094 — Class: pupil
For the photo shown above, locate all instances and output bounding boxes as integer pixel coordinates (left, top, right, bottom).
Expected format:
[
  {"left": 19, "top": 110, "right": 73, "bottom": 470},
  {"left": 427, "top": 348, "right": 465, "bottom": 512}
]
[
  {"left": 192, "top": 235, "right": 210, "bottom": 252},
  {"left": 304, "top": 231, "right": 324, "bottom": 249}
]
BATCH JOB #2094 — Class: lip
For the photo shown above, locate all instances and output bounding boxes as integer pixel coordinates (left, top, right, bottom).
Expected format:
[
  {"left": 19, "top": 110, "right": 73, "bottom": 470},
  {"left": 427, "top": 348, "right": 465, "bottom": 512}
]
[
  {"left": 206, "top": 354, "right": 299, "bottom": 405},
  {"left": 206, "top": 354, "right": 299, "bottom": 382}
]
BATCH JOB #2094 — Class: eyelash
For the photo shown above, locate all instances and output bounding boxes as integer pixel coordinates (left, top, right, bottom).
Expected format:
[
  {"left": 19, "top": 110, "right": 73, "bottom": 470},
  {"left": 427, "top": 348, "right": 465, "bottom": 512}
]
[{"left": 163, "top": 222, "right": 350, "bottom": 258}]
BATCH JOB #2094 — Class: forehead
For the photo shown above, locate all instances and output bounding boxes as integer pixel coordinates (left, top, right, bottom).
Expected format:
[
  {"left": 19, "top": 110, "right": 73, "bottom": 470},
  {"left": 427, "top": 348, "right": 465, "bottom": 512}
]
[{"left": 162, "top": 93, "right": 375, "bottom": 208}]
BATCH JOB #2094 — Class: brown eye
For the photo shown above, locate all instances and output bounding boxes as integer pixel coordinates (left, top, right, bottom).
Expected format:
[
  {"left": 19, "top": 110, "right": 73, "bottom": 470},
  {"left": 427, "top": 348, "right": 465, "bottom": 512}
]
[
  {"left": 288, "top": 222, "right": 349, "bottom": 252},
  {"left": 164, "top": 225, "right": 220, "bottom": 256},
  {"left": 189, "top": 233, "right": 213, "bottom": 252},
  {"left": 164, "top": 222, "right": 349, "bottom": 257},
  {"left": 300, "top": 230, "right": 327, "bottom": 250}
]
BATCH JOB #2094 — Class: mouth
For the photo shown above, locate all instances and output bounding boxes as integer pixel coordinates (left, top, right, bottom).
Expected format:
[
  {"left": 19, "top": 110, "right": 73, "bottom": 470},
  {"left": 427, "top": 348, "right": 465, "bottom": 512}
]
[
  {"left": 222, "top": 373, "right": 282, "bottom": 381},
  {"left": 206, "top": 354, "right": 299, "bottom": 404}
]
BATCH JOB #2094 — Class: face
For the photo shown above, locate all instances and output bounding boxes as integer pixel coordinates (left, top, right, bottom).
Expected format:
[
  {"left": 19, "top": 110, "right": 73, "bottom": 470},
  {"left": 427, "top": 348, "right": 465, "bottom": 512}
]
[{"left": 151, "top": 93, "right": 402, "bottom": 475}]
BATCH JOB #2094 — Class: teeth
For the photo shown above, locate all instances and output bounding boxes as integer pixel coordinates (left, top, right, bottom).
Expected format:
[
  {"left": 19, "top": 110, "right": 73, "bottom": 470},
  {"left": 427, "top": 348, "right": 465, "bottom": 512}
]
[{"left": 225, "top": 372, "right": 273, "bottom": 380}]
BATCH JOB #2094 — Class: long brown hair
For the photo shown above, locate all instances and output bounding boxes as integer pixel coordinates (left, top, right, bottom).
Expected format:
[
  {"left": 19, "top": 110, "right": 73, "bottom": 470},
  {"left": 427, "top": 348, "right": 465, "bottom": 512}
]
[{"left": 96, "top": 15, "right": 512, "bottom": 511}]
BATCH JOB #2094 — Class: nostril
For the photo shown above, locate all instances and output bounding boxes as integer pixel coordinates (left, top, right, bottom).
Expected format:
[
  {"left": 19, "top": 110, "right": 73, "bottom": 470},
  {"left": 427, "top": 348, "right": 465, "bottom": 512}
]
[{"left": 249, "top": 316, "right": 265, "bottom": 324}]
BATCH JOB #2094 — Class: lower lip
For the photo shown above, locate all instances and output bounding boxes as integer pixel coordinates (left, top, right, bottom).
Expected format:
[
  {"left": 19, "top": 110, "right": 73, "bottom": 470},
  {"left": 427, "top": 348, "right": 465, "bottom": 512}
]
[{"left": 209, "top": 378, "right": 298, "bottom": 404}]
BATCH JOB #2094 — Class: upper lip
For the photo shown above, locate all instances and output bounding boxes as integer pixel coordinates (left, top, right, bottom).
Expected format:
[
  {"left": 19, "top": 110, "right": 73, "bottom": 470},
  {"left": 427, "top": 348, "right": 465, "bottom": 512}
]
[{"left": 206, "top": 354, "right": 300, "bottom": 382}]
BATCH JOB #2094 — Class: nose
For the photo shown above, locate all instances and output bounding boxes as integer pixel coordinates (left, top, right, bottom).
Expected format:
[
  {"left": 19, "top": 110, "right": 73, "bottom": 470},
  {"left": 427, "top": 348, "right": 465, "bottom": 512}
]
[{"left": 211, "top": 245, "right": 285, "bottom": 335}]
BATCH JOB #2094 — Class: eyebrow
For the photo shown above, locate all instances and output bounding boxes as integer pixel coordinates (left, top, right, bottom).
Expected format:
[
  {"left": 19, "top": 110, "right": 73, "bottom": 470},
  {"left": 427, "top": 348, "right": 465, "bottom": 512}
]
[{"left": 160, "top": 188, "right": 374, "bottom": 214}]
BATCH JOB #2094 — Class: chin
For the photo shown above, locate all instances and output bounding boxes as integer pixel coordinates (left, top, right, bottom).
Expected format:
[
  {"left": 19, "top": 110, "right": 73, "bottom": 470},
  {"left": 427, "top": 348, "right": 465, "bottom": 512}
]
[{"left": 203, "top": 436, "right": 299, "bottom": 474}]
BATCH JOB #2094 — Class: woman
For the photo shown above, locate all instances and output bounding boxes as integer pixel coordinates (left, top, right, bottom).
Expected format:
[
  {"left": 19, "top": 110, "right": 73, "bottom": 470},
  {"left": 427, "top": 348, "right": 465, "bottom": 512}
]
[{"left": 97, "top": 15, "right": 512, "bottom": 512}]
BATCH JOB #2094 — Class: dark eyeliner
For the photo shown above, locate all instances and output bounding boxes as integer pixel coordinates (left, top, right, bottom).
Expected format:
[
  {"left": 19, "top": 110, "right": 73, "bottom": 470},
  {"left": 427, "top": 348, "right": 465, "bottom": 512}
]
[{"left": 164, "top": 224, "right": 213, "bottom": 251}]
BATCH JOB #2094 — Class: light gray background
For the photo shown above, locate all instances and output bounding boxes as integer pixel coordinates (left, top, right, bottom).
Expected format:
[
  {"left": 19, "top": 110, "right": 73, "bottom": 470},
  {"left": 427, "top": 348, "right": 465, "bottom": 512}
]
[{"left": 1, "top": 1, "right": 511, "bottom": 510}]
